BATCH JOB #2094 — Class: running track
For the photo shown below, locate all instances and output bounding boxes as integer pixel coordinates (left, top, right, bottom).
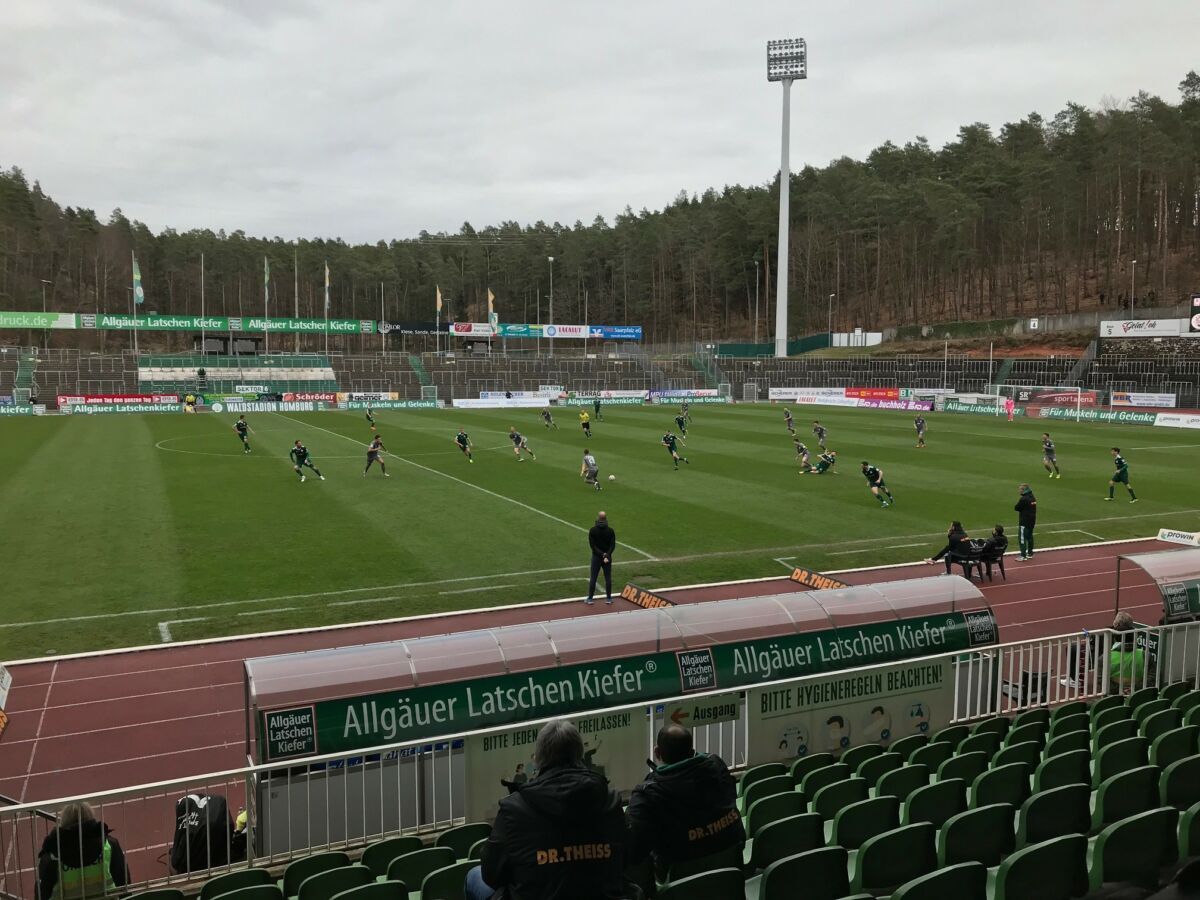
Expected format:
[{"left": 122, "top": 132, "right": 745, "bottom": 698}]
[{"left": 0, "top": 538, "right": 1171, "bottom": 887}]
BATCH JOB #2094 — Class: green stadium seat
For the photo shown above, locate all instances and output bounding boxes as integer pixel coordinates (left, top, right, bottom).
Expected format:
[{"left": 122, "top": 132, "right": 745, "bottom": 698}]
[
  {"left": 435, "top": 823, "right": 491, "bottom": 861},
  {"left": 888, "top": 734, "right": 928, "bottom": 761},
  {"left": 466, "top": 840, "right": 485, "bottom": 861},
  {"left": 790, "top": 752, "right": 834, "bottom": 787},
  {"left": 874, "top": 763, "right": 928, "bottom": 802},
  {"left": 745, "top": 812, "right": 824, "bottom": 872},
  {"left": 1011, "top": 708, "right": 1050, "bottom": 730},
  {"left": 1088, "top": 806, "right": 1180, "bottom": 891},
  {"left": 1187, "top": 706, "right": 1200, "bottom": 728},
  {"left": 902, "top": 778, "right": 965, "bottom": 829},
  {"left": 1173, "top": 690, "right": 1200, "bottom": 715},
  {"left": 215, "top": 887, "right": 284, "bottom": 900},
  {"left": 746, "top": 791, "right": 805, "bottom": 839},
  {"left": 811, "top": 776, "right": 868, "bottom": 821},
  {"left": 657, "top": 867, "right": 744, "bottom": 900},
  {"left": 1043, "top": 730, "right": 1089, "bottom": 760},
  {"left": 1093, "top": 717, "right": 1138, "bottom": 752},
  {"left": 891, "top": 861, "right": 986, "bottom": 900},
  {"left": 909, "top": 742, "right": 952, "bottom": 771},
  {"left": 1161, "top": 754, "right": 1200, "bottom": 809},
  {"left": 385, "top": 848, "right": 455, "bottom": 892},
  {"left": 849, "top": 822, "right": 936, "bottom": 894},
  {"left": 1051, "top": 700, "right": 1089, "bottom": 721},
  {"left": 131, "top": 890, "right": 185, "bottom": 900},
  {"left": 297, "top": 867, "right": 372, "bottom": 900},
  {"left": 201, "top": 870, "right": 273, "bottom": 900},
  {"left": 930, "top": 724, "right": 970, "bottom": 749},
  {"left": 419, "top": 860, "right": 475, "bottom": 900},
  {"left": 1091, "top": 695, "right": 1127, "bottom": 720},
  {"left": 970, "top": 715, "right": 1010, "bottom": 737},
  {"left": 957, "top": 731, "right": 1001, "bottom": 758},
  {"left": 1047, "top": 712, "right": 1089, "bottom": 739},
  {"left": 664, "top": 843, "right": 743, "bottom": 883},
  {"left": 1093, "top": 735, "right": 1149, "bottom": 787},
  {"left": 855, "top": 751, "right": 902, "bottom": 788},
  {"left": 740, "top": 762, "right": 788, "bottom": 796},
  {"left": 329, "top": 883, "right": 406, "bottom": 900},
  {"left": 840, "top": 743, "right": 883, "bottom": 771},
  {"left": 1093, "top": 704, "right": 1133, "bottom": 731},
  {"left": 799, "top": 763, "right": 850, "bottom": 801},
  {"left": 1092, "top": 766, "right": 1161, "bottom": 831},
  {"left": 745, "top": 846, "right": 848, "bottom": 900},
  {"left": 1016, "top": 783, "right": 1091, "bottom": 848},
  {"left": 993, "top": 740, "right": 1040, "bottom": 770},
  {"left": 937, "top": 802, "right": 1014, "bottom": 867},
  {"left": 936, "top": 751, "right": 987, "bottom": 785},
  {"left": 1004, "top": 721, "right": 1047, "bottom": 749},
  {"left": 1135, "top": 698, "right": 1171, "bottom": 728},
  {"left": 1161, "top": 682, "right": 1192, "bottom": 703},
  {"left": 969, "top": 762, "right": 1030, "bottom": 809},
  {"left": 361, "top": 838, "right": 425, "bottom": 879},
  {"left": 829, "top": 796, "right": 899, "bottom": 849},
  {"left": 739, "top": 774, "right": 793, "bottom": 814},
  {"left": 989, "top": 834, "right": 1088, "bottom": 900},
  {"left": 282, "top": 854, "right": 350, "bottom": 900},
  {"left": 1144, "top": 707, "right": 1184, "bottom": 743},
  {"left": 1127, "top": 686, "right": 1161, "bottom": 712},
  {"left": 1151, "top": 724, "right": 1199, "bottom": 769},
  {"left": 1179, "top": 801, "right": 1200, "bottom": 858}
]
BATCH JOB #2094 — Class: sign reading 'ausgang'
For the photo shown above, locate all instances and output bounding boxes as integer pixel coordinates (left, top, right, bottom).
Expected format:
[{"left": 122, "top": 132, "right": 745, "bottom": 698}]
[{"left": 258, "top": 611, "right": 995, "bottom": 761}]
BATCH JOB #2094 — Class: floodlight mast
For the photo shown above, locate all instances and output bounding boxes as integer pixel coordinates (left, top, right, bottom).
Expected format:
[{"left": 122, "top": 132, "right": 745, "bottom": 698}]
[{"left": 767, "top": 38, "right": 807, "bottom": 358}]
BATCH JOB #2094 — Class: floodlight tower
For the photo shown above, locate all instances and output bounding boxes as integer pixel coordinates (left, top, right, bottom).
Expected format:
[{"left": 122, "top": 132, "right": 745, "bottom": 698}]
[{"left": 767, "top": 38, "right": 807, "bottom": 358}]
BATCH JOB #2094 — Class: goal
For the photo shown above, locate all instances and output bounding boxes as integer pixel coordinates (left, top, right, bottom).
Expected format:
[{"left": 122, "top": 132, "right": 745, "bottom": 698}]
[
  {"left": 995, "top": 384, "right": 1088, "bottom": 421},
  {"left": 420, "top": 385, "right": 439, "bottom": 402}
]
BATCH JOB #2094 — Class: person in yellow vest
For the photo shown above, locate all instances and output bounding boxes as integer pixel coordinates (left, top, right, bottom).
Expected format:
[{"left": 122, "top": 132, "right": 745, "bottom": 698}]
[
  {"left": 37, "top": 802, "right": 130, "bottom": 900},
  {"left": 1109, "top": 611, "right": 1147, "bottom": 694},
  {"left": 184, "top": 393, "right": 197, "bottom": 413}
]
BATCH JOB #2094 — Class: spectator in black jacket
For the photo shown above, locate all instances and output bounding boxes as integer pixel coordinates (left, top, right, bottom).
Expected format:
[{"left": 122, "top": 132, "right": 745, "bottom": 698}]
[
  {"left": 38, "top": 802, "right": 131, "bottom": 900},
  {"left": 926, "top": 521, "right": 969, "bottom": 574},
  {"left": 1015, "top": 483, "right": 1037, "bottom": 560},
  {"left": 586, "top": 511, "right": 616, "bottom": 606},
  {"left": 627, "top": 724, "right": 745, "bottom": 885},
  {"left": 466, "top": 720, "right": 632, "bottom": 900}
]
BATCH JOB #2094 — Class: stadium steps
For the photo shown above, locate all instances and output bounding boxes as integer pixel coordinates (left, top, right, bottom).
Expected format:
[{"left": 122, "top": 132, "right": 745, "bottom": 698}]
[
  {"left": 990, "top": 358, "right": 1015, "bottom": 389},
  {"left": 690, "top": 353, "right": 720, "bottom": 389},
  {"left": 15, "top": 350, "right": 37, "bottom": 401},
  {"left": 406, "top": 354, "right": 431, "bottom": 386}
]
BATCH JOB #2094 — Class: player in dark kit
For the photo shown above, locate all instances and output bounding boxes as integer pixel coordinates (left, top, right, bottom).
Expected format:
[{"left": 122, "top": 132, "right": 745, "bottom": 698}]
[
  {"left": 233, "top": 415, "right": 253, "bottom": 453},
  {"left": 813, "top": 421, "right": 828, "bottom": 450},
  {"left": 861, "top": 461, "right": 894, "bottom": 507},
  {"left": 593, "top": 397, "right": 603, "bottom": 420},
  {"left": 914, "top": 416, "right": 927, "bottom": 448},
  {"left": 662, "top": 432, "right": 689, "bottom": 469},
  {"left": 681, "top": 400, "right": 691, "bottom": 423},
  {"left": 454, "top": 429, "right": 474, "bottom": 463},
  {"left": 1105, "top": 448, "right": 1138, "bottom": 502},
  {"left": 289, "top": 440, "right": 325, "bottom": 482},
  {"left": 365, "top": 406, "right": 376, "bottom": 431},
  {"left": 673, "top": 413, "right": 688, "bottom": 442},
  {"left": 1042, "top": 433, "right": 1061, "bottom": 478},
  {"left": 784, "top": 408, "right": 795, "bottom": 435},
  {"left": 508, "top": 426, "right": 536, "bottom": 461},
  {"left": 363, "top": 435, "right": 390, "bottom": 477},
  {"left": 541, "top": 407, "right": 558, "bottom": 430},
  {"left": 808, "top": 450, "right": 837, "bottom": 474}
]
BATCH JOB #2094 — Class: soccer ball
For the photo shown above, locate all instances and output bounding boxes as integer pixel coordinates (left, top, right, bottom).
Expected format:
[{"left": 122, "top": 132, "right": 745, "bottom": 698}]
[{"left": 608, "top": 474, "right": 616, "bottom": 481}]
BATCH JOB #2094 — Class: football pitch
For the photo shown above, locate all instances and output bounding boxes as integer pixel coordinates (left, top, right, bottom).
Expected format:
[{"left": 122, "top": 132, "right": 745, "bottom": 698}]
[{"left": 1, "top": 404, "right": 1198, "bottom": 657}]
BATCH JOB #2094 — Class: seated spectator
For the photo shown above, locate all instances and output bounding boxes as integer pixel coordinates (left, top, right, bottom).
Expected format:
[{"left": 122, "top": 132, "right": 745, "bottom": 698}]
[
  {"left": 37, "top": 802, "right": 130, "bottom": 900},
  {"left": 627, "top": 724, "right": 745, "bottom": 884},
  {"left": 466, "top": 720, "right": 633, "bottom": 900},
  {"left": 982, "top": 524, "right": 1008, "bottom": 555},
  {"left": 926, "top": 521, "right": 969, "bottom": 574},
  {"left": 1109, "top": 611, "right": 1145, "bottom": 694}
]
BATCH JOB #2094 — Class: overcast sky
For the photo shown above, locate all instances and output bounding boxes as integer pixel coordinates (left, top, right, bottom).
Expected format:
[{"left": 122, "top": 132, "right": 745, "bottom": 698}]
[{"left": 4, "top": 1, "right": 1199, "bottom": 243}]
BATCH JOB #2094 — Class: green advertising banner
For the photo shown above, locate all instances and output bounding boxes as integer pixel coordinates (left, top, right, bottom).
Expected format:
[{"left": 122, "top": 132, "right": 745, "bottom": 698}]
[
  {"left": 0, "top": 311, "right": 78, "bottom": 330},
  {"left": 1034, "top": 407, "right": 1157, "bottom": 425},
  {"left": 64, "top": 403, "right": 184, "bottom": 415},
  {"left": 0, "top": 404, "right": 35, "bottom": 416},
  {"left": 77, "top": 313, "right": 372, "bottom": 335},
  {"left": 942, "top": 399, "right": 1018, "bottom": 417},
  {"left": 259, "top": 610, "right": 997, "bottom": 761},
  {"left": 342, "top": 400, "right": 440, "bottom": 410},
  {"left": 1161, "top": 580, "right": 1200, "bottom": 620},
  {"left": 561, "top": 397, "right": 645, "bottom": 406}
]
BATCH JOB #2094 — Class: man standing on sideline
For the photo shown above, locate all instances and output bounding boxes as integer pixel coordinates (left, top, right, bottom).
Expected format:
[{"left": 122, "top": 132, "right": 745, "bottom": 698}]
[
  {"left": 1015, "top": 483, "right": 1037, "bottom": 560},
  {"left": 586, "top": 511, "right": 616, "bottom": 605},
  {"left": 627, "top": 724, "right": 745, "bottom": 888}
]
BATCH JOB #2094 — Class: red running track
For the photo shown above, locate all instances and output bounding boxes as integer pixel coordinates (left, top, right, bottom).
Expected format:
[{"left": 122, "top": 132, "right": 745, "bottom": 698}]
[{"left": 0, "top": 539, "right": 1170, "bottom": 886}]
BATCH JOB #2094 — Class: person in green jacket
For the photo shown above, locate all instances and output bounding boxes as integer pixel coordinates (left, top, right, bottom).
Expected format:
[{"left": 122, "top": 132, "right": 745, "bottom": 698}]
[{"left": 38, "top": 802, "right": 130, "bottom": 900}]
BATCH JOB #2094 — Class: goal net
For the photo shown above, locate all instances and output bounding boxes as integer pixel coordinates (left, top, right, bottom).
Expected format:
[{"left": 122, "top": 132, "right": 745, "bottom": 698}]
[{"left": 420, "top": 385, "right": 439, "bottom": 402}]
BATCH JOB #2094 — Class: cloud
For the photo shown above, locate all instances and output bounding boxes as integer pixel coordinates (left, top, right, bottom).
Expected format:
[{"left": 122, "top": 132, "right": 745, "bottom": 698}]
[{"left": 3, "top": 0, "right": 1198, "bottom": 242}]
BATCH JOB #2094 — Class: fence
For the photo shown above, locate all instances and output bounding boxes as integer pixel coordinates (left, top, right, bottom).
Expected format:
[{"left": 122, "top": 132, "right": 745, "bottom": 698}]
[{"left": 2, "top": 620, "right": 1196, "bottom": 897}]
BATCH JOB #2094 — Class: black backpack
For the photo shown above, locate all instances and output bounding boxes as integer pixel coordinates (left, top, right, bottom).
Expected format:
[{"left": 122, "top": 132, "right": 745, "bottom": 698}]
[{"left": 170, "top": 794, "right": 241, "bottom": 874}]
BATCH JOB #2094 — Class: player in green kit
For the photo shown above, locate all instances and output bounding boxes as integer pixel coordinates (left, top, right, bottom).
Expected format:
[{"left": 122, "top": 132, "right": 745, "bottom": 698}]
[
  {"left": 454, "top": 429, "right": 474, "bottom": 462},
  {"left": 673, "top": 413, "right": 688, "bottom": 442},
  {"left": 593, "top": 397, "right": 603, "bottom": 421},
  {"left": 233, "top": 415, "right": 253, "bottom": 454},
  {"left": 363, "top": 435, "right": 389, "bottom": 477},
  {"left": 365, "top": 406, "right": 376, "bottom": 431},
  {"left": 289, "top": 440, "right": 325, "bottom": 482},
  {"left": 807, "top": 450, "right": 837, "bottom": 474},
  {"left": 1105, "top": 447, "right": 1138, "bottom": 502},
  {"left": 681, "top": 400, "right": 691, "bottom": 423},
  {"left": 861, "top": 460, "right": 894, "bottom": 507},
  {"left": 661, "top": 431, "right": 689, "bottom": 469}
]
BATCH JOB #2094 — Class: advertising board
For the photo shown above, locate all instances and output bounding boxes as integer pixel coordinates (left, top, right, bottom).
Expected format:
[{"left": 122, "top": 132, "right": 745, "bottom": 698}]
[
  {"left": 57, "top": 394, "right": 178, "bottom": 406},
  {"left": 283, "top": 392, "right": 338, "bottom": 402},
  {"left": 857, "top": 399, "right": 934, "bottom": 411},
  {"left": 1100, "top": 319, "right": 1184, "bottom": 338},
  {"left": 1154, "top": 414, "right": 1200, "bottom": 430},
  {"left": 767, "top": 388, "right": 846, "bottom": 400},
  {"left": 0, "top": 311, "right": 78, "bottom": 329},
  {"left": 1110, "top": 392, "right": 1176, "bottom": 408},
  {"left": 451, "top": 398, "right": 547, "bottom": 409},
  {"left": 1035, "top": 407, "right": 1157, "bottom": 424},
  {"left": 845, "top": 387, "right": 900, "bottom": 400},
  {"left": 341, "top": 400, "right": 440, "bottom": 410}
]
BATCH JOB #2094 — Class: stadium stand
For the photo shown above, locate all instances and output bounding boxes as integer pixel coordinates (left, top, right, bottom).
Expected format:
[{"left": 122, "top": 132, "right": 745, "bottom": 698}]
[
  {"left": 138, "top": 355, "right": 339, "bottom": 395},
  {"left": 328, "top": 354, "right": 423, "bottom": 396},
  {"left": 722, "top": 355, "right": 1001, "bottom": 398},
  {"left": 1090, "top": 339, "right": 1200, "bottom": 407},
  {"left": 0, "top": 348, "right": 20, "bottom": 397}
]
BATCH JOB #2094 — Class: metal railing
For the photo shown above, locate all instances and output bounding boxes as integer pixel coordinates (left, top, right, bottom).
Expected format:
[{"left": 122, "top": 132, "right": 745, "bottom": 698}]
[{"left": 2, "top": 621, "right": 1196, "bottom": 898}]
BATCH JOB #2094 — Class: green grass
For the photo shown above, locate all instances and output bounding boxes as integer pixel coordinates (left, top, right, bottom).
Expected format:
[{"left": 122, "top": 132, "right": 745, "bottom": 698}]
[{"left": 1, "top": 405, "right": 1198, "bottom": 657}]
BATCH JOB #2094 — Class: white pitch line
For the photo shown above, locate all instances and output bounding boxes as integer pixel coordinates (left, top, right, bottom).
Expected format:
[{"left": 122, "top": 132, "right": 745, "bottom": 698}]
[
  {"left": 272, "top": 412, "right": 658, "bottom": 560},
  {"left": 1047, "top": 528, "right": 1106, "bottom": 541},
  {"left": 773, "top": 556, "right": 798, "bottom": 571},
  {"left": 439, "top": 577, "right": 581, "bottom": 596},
  {"left": 238, "top": 607, "right": 298, "bottom": 617},
  {"left": 157, "top": 618, "right": 208, "bottom": 643},
  {"left": 1127, "top": 444, "right": 1200, "bottom": 451},
  {"left": 829, "top": 542, "right": 928, "bottom": 557}
]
